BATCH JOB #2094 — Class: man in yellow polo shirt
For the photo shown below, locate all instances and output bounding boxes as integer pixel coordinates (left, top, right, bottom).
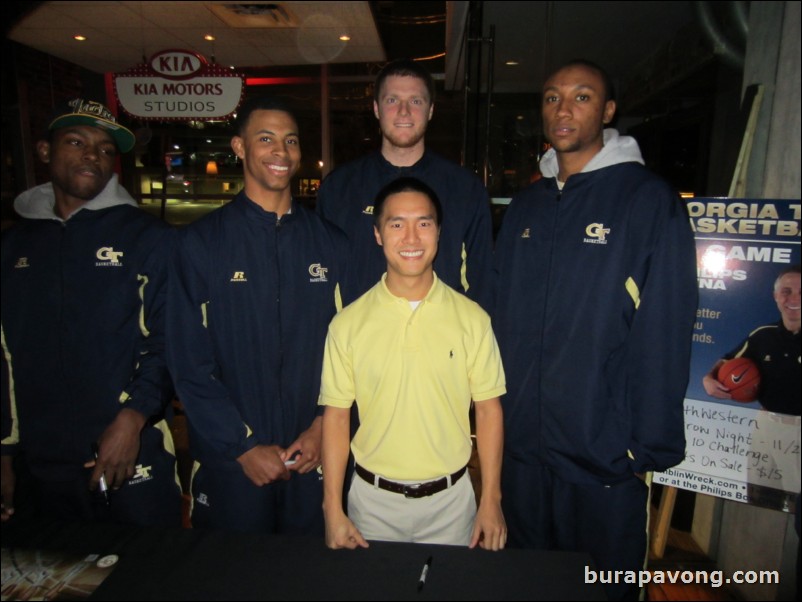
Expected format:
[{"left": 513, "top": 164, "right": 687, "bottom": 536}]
[{"left": 320, "top": 176, "right": 506, "bottom": 550}]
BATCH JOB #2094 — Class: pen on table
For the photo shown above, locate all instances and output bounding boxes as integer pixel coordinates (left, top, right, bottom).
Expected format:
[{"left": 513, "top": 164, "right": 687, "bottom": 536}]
[
  {"left": 92, "top": 443, "right": 110, "bottom": 506},
  {"left": 417, "top": 555, "right": 433, "bottom": 592}
]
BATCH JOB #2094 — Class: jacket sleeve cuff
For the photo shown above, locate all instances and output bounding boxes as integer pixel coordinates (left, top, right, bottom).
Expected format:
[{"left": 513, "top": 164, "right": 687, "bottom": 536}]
[
  {"left": 230, "top": 433, "right": 259, "bottom": 462},
  {"left": 1, "top": 444, "right": 18, "bottom": 456},
  {"left": 120, "top": 394, "right": 164, "bottom": 421},
  {"left": 628, "top": 443, "right": 685, "bottom": 475}
]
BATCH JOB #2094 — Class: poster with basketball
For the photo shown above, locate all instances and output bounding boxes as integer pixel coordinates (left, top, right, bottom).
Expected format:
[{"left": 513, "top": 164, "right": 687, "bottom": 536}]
[{"left": 654, "top": 198, "right": 800, "bottom": 512}]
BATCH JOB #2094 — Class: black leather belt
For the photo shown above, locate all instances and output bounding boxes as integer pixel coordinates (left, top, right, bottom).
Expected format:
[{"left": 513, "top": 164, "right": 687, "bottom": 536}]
[{"left": 354, "top": 464, "right": 467, "bottom": 499}]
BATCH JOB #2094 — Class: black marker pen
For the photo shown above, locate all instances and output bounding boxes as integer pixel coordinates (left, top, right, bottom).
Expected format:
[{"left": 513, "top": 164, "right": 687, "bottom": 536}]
[{"left": 417, "top": 556, "right": 433, "bottom": 592}]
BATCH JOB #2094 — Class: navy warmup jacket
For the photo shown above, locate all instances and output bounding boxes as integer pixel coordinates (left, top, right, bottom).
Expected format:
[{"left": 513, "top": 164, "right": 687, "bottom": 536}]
[
  {"left": 2, "top": 204, "right": 172, "bottom": 479},
  {"left": 317, "top": 149, "right": 494, "bottom": 310},
  {"left": 167, "top": 193, "right": 347, "bottom": 470},
  {"left": 494, "top": 162, "right": 697, "bottom": 484}
]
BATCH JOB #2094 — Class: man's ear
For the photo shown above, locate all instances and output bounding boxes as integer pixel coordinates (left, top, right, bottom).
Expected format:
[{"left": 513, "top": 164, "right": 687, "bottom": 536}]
[
  {"left": 428, "top": 103, "right": 434, "bottom": 122},
  {"left": 373, "top": 100, "right": 380, "bottom": 121},
  {"left": 374, "top": 225, "right": 383, "bottom": 247},
  {"left": 602, "top": 100, "right": 616, "bottom": 125},
  {"left": 36, "top": 141, "right": 51, "bottom": 164},
  {"left": 231, "top": 136, "right": 244, "bottom": 160}
]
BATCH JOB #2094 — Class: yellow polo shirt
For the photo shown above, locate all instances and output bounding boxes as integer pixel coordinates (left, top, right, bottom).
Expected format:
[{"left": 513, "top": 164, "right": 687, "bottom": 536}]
[{"left": 319, "top": 273, "right": 506, "bottom": 480}]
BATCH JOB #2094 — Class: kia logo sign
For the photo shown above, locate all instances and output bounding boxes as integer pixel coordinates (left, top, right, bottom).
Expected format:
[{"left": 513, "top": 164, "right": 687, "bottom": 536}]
[
  {"left": 149, "top": 50, "right": 205, "bottom": 79},
  {"left": 114, "top": 49, "right": 244, "bottom": 121}
]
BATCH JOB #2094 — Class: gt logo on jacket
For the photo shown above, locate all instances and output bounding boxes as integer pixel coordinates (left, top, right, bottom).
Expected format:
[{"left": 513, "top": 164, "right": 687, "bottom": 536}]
[
  {"left": 309, "top": 263, "right": 329, "bottom": 282},
  {"left": 583, "top": 223, "right": 611, "bottom": 245},
  {"left": 96, "top": 246, "right": 124, "bottom": 265}
]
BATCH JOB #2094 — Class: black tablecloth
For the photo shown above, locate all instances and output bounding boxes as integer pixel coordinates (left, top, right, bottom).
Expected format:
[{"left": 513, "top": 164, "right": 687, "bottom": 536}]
[{"left": 2, "top": 519, "right": 606, "bottom": 600}]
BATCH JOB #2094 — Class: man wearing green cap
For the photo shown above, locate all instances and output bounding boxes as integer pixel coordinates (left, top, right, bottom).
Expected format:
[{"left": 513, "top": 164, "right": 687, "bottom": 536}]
[{"left": 1, "top": 98, "right": 181, "bottom": 526}]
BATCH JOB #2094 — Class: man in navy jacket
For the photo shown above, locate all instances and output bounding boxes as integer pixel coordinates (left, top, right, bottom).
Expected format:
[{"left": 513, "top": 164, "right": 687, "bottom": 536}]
[
  {"left": 168, "top": 96, "right": 346, "bottom": 534},
  {"left": 317, "top": 59, "right": 494, "bottom": 310},
  {"left": 2, "top": 99, "right": 180, "bottom": 526},
  {"left": 493, "top": 61, "right": 697, "bottom": 600}
]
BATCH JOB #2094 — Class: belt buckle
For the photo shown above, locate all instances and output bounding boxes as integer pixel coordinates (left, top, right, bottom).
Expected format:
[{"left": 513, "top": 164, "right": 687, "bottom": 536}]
[{"left": 403, "top": 483, "right": 423, "bottom": 498}]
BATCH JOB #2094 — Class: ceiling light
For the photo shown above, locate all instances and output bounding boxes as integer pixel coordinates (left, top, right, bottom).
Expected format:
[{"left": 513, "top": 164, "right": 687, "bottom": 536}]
[
  {"left": 73, "top": 35, "right": 87, "bottom": 41},
  {"left": 204, "top": 34, "right": 216, "bottom": 41},
  {"left": 505, "top": 60, "right": 519, "bottom": 66},
  {"left": 339, "top": 35, "right": 351, "bottom": 41}
]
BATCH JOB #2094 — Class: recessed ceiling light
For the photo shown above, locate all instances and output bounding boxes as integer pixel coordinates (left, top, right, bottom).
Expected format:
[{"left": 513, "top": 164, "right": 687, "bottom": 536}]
[
  {"left": 505, "top": 60, "right": 519, "bottom": 66},
  {"left": 204, "top": 34, "right": 216, "bottom": 41},
  {"left": 339, "top": 35, "right": 351, "bottom": 41},
  {"left": 73, "top": 35, "right": 87, "bottom": 41}
]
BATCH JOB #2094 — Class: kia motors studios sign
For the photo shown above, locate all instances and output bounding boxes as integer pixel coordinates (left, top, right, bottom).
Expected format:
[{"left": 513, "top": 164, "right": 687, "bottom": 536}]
[{"left": 114, "top": 50, "right": 244, "bottom": 121}]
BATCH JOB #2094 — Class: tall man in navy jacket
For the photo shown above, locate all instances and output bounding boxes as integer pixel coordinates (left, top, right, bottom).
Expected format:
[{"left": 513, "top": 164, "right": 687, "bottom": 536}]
[
  {"left": 316, "top": 59, "right": 494, "bottom": 310},
  {"left": 167, "top": 96, "right": 346, "bottom": 534},
  {"left": 1, "top": 98, "right": 180, "bottom": 526},
  {"left": 493, "top": 61, "right": 697, "bottom": 600}
]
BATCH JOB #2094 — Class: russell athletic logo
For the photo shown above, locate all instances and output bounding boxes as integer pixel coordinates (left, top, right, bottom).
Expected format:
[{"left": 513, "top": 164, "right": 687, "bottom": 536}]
[
  {"left": 95, "top": 246, "right": 124, "bottom": 266},
  {"left": 128, "top": 464, "right": 154, "bottom": 485},
  {"left": 583, "top": 223, "right": 611, "bottom": 245},
  {"left": 308, "top": 263, "right": 329, "bottom": 282},
  {"left": 362, "top": 206, "right": 374, "bottom": 215},
  {"left": 230, "top": 271, "right": 247, "bottom": 282},
  {"left": 14, "top": 257, "right": 30, "bottom": 268}
]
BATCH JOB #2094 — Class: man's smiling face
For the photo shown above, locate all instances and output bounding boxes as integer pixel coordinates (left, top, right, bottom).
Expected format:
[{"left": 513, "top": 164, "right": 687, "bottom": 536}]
[
  {"left": 232, "top": 109, "right": 301, "bottom": 198},
  {"left": 374, "top": 75, "right": 433, "bottom": 152},
  {"left": 374, "top": 190, "right": 440, "bottom": 283}
]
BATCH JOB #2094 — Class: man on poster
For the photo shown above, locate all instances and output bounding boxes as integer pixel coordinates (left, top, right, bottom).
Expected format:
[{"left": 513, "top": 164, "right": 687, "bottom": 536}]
[
  {"left": 703, "top": 265, "right": 800, "bottom": 416},
  {"left": 703, "top": 264, "right": 800, "bottom": 498}
]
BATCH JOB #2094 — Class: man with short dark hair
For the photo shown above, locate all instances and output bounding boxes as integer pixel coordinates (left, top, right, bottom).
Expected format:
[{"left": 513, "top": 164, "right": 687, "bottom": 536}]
[
  {"left": 320, "top": 176, "right": 506, "bottom": 550},
  {"left": 493, "top": 61, "right": 697, "bottom": 600},
  {"left": 1, "top": 98, "right": 180, "bottom": 526},
  {"left": 316, "top": 59, "right": 494, "bottom": 310},
  {"left": 167, "top": 96, "right": 346, "bottom": 534}
]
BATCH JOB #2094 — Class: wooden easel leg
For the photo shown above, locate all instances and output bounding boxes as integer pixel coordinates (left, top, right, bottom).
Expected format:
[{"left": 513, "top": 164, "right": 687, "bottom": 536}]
[{"left": 651, "top": 485, "right": 678, "bottom": 559}]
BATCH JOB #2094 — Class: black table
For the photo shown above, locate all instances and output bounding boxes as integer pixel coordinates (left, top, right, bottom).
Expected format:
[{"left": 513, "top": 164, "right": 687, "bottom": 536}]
[{"left": 2, "top": 519, "right": 606, "bottom": 600}]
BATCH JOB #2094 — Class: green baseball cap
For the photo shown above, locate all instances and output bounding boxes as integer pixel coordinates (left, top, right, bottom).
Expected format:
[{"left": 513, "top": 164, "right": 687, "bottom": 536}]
[{"left": 48, "top": 98, "right": 135, "bottom": 153}]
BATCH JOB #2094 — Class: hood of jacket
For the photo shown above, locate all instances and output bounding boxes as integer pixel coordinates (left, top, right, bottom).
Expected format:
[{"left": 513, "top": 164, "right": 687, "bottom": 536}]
[
  {"left": 13, "top": 174, "right": 138, "bottom": 221},
  {"left": 539, "top": 128, "right": 644, "bottom": 179}
]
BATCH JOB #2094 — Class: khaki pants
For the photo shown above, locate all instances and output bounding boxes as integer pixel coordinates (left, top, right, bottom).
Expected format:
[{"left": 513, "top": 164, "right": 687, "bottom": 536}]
[{"left": 348, "top": 470, "right": 476, "bottom": 545}]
